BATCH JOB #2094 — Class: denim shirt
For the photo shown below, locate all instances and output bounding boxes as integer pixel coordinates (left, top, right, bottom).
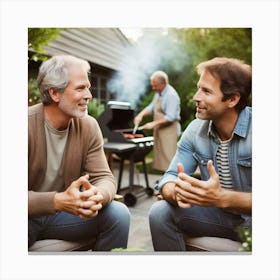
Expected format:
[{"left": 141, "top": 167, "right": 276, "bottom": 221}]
[{"left": 157, "top": 107, "right": 252, "bottom": 194}]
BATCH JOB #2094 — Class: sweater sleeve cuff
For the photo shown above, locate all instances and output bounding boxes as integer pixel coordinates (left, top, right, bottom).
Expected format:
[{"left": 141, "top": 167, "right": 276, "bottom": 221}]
[{"left": 28, "top": 191, "right": 57, "bottom": 217}]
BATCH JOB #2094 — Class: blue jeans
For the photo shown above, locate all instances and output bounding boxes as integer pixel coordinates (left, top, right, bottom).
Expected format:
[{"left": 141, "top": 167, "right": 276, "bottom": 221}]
[
  {"left": 149, "top": 200, "right": 245, "bottom": 251},
  {"left": 29, "top": 201, "right": 130, "bottom": 251}
]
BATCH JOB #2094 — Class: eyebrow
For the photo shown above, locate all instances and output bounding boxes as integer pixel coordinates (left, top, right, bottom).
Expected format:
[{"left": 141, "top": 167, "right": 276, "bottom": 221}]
[{"left": 197, "top": 83, "right": 214, "bottom": 94}]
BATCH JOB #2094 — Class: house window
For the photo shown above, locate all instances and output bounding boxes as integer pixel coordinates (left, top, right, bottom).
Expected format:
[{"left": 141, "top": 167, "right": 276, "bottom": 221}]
[{"left": 90, "top": 74, "right": 115, "bottom": 105}]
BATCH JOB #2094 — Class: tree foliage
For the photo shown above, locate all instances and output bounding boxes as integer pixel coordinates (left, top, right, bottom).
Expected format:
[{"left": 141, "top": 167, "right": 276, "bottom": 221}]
[
  {"left": 28, "top": 28, "right": 65, "bottom": 106},
  {"left": 87, "top": 98, "right": 105, "bottom": 118},
  {"left": 28, "top": 28, "right": 64, "bottom": 61},
  {"left": 178, "top": 28, "right": 252, "bottom": 129},
  {"left": 28, "top": 78, "right": 41, "bottom": 106}
]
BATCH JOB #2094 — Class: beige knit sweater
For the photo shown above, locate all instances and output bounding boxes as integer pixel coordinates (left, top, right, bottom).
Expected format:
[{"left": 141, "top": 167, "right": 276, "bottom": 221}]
[{"left": 28, "top": 103, "right": 116, "bottom": 217}]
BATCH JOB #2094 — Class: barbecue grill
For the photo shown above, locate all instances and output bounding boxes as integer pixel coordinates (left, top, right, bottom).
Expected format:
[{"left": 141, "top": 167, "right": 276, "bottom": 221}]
[{"left": 97, "top": 101, "right": 154, "bottom": 206}]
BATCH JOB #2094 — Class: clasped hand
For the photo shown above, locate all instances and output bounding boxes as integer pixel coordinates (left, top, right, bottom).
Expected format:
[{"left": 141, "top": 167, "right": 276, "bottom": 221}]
[
  {"left": 55, "top": 174, "right": 103, "bottom": 219},
  {"left": 174, "top": 160, "right": 223, "bottom": 209}
]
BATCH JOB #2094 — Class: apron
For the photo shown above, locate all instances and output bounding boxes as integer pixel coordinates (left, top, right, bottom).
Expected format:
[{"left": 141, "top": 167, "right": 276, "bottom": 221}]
[{"left": 152, "top": 97, "right": 178, "bottom": 172}]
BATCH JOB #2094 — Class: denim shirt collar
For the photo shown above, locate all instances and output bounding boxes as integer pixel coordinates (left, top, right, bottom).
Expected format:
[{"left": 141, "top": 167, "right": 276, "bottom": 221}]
[{"left": 207, "top": 107, "right": 252, "bottom": 139}]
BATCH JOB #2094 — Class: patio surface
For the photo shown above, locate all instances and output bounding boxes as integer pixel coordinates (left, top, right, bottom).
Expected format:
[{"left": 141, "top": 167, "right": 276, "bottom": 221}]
[{"left": 112, "top": 159, "right": 161, "bottom": 252}]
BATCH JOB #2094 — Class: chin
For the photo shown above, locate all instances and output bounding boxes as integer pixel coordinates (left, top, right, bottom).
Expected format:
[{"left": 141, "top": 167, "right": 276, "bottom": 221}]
[
  {"left": 73, "top": 110, "right": 88, "bottom": 118},
  {"left": 195, "top": 112, "right": 209, "bottom": 120}
]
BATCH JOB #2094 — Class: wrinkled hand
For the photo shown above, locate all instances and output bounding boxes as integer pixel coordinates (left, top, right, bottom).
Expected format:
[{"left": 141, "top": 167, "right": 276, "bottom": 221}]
[
  {"left": 54, "top": 174, "right": 103, "bottom": 219},
  {"left": 175, "top": 160, "right": 223, "bottom": 208},
  {"left": 79, "top": 188, "right": 104, "bottom": 219}
]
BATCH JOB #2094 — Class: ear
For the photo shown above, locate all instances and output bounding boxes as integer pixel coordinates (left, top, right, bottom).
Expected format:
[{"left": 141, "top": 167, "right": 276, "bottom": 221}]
[
  {"left": 48, "top": 88, "right": 61, "bottom": 103},
  {"left": 228, "top": 93, "right": 240, "bottom": 108}
]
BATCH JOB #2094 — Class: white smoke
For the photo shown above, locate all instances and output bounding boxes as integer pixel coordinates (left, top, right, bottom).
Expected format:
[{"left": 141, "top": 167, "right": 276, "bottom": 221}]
[{"left": 107, "top": 28, "right": 188, "bottom": 108}]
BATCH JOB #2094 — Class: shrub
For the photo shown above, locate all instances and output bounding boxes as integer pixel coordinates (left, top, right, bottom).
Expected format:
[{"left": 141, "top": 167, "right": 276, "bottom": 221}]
[
  {"left": 87, "top": 98, "right": 105, "bottom": 118},
  {"left": 236, "top": 226, "right": 252, "bottom": 252},
  {"left": 28, "top": 78, "right": 41, "bottom": 106}
]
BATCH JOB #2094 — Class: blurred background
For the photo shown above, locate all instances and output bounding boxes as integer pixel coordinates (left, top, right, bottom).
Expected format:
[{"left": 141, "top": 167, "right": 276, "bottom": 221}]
[{"left": 28, "top": 27, "right": 252, "bottom": 133}]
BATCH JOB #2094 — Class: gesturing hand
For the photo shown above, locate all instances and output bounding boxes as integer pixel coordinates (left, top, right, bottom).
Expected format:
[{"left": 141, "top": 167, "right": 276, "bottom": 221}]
[
  {"left": 175, "top": 160, "right": 223, "bottom": 208},
  {"left": 175, "top": 163, "right": 193, "bottom": 208}
]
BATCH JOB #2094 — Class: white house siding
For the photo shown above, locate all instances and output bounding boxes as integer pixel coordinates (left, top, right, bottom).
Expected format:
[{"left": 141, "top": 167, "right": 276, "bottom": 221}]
[
  {"left": 41, "top": 28, "right": 131, "bottom": 104},
  {"left": 43, "top": 28, "right": 131, "bottom": 72}
]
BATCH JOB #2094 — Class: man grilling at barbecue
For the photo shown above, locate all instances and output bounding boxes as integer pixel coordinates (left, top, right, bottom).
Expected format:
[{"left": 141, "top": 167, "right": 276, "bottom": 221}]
[{"left": 134, "top": 71, "right": 181, "bottom": 172}]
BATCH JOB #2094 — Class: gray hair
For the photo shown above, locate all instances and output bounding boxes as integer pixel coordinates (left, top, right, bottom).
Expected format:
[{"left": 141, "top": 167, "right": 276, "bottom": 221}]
[
  {"left": 150, "top": 70, "right": 169, "bottom": 84},
  {"left": 37, "top": 55, "right": 91, "bottom": 105}
]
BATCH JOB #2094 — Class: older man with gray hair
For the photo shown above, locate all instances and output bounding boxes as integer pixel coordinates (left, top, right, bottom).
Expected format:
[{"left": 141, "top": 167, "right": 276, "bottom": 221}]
[
  {"left": 28, "top": 55, "right": 130, "bottom": 251},
  {"left": 134, "top": 70, "right": 181, "bottom": 172}
]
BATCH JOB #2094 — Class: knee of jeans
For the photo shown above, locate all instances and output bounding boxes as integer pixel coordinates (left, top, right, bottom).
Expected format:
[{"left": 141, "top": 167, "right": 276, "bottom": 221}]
[
  {"left": 108, "top": 201, "right": 131, "bottom": 224},
  {"left": 149, "top": 200, "right": 169, "bottom": 226}
]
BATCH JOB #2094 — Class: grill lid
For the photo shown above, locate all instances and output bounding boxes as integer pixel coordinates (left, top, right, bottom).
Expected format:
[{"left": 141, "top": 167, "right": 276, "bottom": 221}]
[
  {"left": 107, "top": 101, "right": 131, "bottom": 109},
  {"left": 97, "top": 101, "right": 153, "bottom": 144}
]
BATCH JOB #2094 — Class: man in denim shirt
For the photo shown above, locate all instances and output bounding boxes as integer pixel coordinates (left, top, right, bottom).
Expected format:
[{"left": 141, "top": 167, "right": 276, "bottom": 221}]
[{"left": 149, "top": 57, "right": 252, "bottom": 251}]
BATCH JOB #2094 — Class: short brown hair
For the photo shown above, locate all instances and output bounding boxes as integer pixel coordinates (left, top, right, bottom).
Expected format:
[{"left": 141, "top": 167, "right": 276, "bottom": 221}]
[{"left": 197, "top": 57, "right": 251, "bottom": 112}]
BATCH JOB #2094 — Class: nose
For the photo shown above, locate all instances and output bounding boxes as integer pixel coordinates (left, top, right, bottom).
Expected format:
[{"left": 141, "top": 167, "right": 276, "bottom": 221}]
[
  {"left": 84, "top": 88, "right": 92, "bottom": 101},
  {"left": 192, "top": 90, "right": 201, "bottom": 102}
]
